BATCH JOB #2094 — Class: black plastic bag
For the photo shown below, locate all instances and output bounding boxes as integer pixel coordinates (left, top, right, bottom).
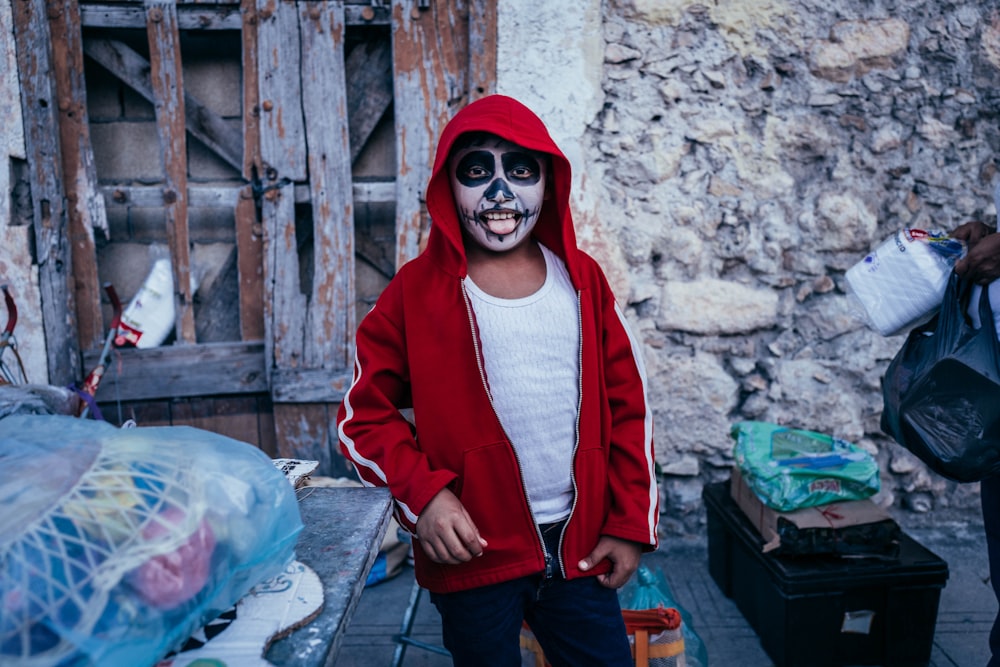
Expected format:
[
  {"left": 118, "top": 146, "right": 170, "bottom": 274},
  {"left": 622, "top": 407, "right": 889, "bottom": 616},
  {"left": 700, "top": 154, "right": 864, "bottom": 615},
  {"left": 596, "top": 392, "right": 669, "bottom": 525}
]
[{"left": 881, "top": 273, "right": 1000, "bottom": 482}]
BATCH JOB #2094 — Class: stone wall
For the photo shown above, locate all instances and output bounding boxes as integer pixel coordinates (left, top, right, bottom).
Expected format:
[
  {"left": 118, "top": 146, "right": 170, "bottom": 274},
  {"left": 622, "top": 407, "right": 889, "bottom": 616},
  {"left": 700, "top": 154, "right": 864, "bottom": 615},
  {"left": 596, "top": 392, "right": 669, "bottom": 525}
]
[
  {"left": 500, "top": 0, "right": 1000, "bottom": 536},
  {"left": 4, "top": 0, "right": 997, "bottom": 536}
]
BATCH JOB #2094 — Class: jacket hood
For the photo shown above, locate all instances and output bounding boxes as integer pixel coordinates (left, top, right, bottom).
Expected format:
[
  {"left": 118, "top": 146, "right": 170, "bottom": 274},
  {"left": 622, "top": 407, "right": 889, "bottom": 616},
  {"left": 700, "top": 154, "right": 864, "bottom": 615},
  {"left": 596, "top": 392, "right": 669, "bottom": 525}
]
[{"left": 424, "top": 95, "right": 578, "bottom": 280}]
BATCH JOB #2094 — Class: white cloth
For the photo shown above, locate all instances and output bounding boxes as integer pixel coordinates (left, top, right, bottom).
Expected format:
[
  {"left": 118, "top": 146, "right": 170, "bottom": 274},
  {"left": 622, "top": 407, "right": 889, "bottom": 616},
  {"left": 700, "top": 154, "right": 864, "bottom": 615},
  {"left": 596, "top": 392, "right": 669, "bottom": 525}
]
[{"left": 464, "top": 244, "right": 580, "bottom": 524}]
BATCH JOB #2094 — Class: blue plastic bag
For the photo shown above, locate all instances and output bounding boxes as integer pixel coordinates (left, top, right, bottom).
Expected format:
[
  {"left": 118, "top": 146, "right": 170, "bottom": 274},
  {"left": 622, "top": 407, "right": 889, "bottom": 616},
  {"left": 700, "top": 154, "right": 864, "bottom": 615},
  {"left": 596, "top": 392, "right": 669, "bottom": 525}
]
[
  {"left": 619, "top": 565, "right": 709, "bottom": 667},
  {"left": 0, "top": 415, "right": 303, "bottom": 666}
]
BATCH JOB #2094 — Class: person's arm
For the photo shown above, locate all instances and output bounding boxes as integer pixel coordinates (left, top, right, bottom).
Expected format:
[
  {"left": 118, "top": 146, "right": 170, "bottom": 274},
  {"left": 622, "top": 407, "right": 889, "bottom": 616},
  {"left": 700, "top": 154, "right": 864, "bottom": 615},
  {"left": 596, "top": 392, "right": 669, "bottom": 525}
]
[
  {"left": 578, "top": 268, "right": 659, "bottom": 587},
  {"left": 953, "top": 221, "right": 1000, "bottom": 284},
  {"left": 337, "top": 289, "right": 486, "bottom": 564},
  {"left": 600, "top": 299, "right": 659, "bottom": 548},
  {"left": 337, "top": 291, "right": 456, "bottom": 535}
]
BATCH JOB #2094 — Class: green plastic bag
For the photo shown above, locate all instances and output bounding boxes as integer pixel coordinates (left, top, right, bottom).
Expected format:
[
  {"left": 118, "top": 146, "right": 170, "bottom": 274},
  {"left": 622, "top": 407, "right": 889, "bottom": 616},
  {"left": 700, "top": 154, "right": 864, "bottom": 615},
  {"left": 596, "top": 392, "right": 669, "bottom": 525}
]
[{"left": 731, "top": 421, "right": 880, "bottom": 512}]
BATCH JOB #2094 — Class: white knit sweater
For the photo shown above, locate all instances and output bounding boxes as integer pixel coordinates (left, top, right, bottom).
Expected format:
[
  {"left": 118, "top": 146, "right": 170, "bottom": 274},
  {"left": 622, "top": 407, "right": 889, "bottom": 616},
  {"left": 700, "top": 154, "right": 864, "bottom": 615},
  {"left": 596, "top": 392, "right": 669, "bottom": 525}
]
[{"left": 464, "top": 244, "right": 580, "bottom": 524}]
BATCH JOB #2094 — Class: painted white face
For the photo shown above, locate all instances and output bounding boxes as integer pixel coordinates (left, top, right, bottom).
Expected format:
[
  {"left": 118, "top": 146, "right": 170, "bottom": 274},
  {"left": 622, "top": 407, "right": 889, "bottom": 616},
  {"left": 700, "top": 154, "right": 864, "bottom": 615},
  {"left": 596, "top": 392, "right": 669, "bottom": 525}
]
[{"left": 448, "top": 135, "right": 547, "bottom": 252}]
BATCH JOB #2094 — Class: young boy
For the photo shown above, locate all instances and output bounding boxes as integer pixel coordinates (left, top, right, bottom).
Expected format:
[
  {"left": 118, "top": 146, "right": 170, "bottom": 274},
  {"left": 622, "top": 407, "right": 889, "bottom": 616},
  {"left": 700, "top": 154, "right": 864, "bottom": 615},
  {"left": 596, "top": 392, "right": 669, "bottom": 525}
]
[{"left": 337, "top": 94, "right": 658, "bottom": 666}]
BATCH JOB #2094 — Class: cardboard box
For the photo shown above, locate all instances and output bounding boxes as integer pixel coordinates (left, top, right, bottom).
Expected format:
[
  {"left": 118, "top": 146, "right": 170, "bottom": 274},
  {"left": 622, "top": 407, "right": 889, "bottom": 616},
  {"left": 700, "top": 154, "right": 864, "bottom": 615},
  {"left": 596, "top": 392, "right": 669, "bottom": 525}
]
[
  {"left": 730, "top": 468, "right": 901, "bottom": 556},
  {"left": 705, "top": 481, "right": 948, "bottom": 667}
]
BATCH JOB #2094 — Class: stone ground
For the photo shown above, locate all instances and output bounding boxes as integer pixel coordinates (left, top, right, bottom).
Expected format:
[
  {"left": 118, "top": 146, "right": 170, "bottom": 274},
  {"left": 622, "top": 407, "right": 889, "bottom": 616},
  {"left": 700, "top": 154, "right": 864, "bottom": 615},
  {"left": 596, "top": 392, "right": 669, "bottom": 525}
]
[{"left": 337, "top": 503, "right": 994, "bottom": 667}]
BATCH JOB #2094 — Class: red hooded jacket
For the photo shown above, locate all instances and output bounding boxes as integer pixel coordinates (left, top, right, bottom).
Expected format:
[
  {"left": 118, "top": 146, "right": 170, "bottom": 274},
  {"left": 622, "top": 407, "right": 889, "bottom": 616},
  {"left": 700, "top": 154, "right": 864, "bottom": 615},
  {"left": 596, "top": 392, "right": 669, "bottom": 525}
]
[{"left": 337, "top": 95, "right": 658, "bottom": 594}]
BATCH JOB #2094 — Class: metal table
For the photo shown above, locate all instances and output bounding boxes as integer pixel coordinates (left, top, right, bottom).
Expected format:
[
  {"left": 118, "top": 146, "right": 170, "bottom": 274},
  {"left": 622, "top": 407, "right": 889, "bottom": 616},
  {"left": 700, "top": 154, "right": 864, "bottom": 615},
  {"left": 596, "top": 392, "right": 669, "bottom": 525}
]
[{"left": 266, "top": 485, "right": 393, "bottom": 666}]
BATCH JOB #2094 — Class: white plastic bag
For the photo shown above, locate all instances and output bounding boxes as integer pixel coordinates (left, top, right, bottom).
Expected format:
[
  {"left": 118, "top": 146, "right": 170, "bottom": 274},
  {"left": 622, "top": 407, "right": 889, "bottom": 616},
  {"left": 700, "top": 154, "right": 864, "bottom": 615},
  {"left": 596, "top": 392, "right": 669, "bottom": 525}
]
[
  {"left": 846, "top": 228, "right": 965, "bottom": 336},
  {"left": 117, "top": 258, "right": 201, "bottom": 348}
]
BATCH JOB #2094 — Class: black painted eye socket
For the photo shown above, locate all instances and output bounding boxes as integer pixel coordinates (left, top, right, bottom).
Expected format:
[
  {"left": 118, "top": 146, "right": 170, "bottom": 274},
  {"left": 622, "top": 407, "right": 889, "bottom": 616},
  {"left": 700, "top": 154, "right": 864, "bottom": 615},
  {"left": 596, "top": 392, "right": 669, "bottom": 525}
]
[
  {"left": 502, "top": 152, "right": 541, "bottom": 184},
  {"left": 455, "top": 151, "right": 496, "bottom": 186}
]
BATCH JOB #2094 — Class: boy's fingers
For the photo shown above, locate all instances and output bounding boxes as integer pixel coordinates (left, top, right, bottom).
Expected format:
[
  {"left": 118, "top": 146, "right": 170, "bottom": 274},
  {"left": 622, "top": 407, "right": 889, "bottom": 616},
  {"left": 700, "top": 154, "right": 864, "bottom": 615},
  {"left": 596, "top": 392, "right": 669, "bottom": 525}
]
[
  {"left": 455, "top": 529, "right": 483, "bottom": 559},
  {"left": 598, "top": 571, "right": 622, "bottom": 588},
  {"left": 455, "top": 508, "right": 486, "bottom": 557},
  {"left": 578, "top": 542, "right": 610, "bottom": 572},
  {"left": 463, "top": 532, "right": 487, "bottom": 557}
]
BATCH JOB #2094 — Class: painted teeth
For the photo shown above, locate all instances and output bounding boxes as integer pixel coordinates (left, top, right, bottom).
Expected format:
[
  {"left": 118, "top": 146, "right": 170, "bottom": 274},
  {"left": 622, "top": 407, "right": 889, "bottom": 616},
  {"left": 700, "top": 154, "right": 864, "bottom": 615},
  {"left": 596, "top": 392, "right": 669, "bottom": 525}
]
[{"left": 481, "top": 211, "right": 518, "bottom": 220}]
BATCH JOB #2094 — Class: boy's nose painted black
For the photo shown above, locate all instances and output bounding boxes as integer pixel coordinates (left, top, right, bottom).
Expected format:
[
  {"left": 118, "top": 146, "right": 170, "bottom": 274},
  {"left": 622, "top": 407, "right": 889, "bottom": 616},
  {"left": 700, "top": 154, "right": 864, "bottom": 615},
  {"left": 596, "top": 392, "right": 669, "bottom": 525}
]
[{"left": 485, "top": 178, "right": 515, "bottom": 202}]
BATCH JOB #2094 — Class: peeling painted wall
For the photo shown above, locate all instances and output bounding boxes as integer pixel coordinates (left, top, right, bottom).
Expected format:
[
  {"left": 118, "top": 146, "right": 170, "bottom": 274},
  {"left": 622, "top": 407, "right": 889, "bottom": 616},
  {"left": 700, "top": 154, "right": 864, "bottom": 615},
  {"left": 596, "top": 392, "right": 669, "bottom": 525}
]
[{"left": 0, "top": 0, "right": 48, "bottom": 384}]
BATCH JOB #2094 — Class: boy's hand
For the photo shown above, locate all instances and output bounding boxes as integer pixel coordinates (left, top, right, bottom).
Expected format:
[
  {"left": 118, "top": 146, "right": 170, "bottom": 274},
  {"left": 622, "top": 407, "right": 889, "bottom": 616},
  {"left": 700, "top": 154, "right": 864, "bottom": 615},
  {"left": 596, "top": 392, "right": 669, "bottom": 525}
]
[
  {"left": 578, "top": 536, "right": 642, "bottom": 589},
  {"left": 415, "top": 488, "right": 488, "bottom": 564},
  {"left": 953, "top": 222, "right": 1000, "bottom": 285}
]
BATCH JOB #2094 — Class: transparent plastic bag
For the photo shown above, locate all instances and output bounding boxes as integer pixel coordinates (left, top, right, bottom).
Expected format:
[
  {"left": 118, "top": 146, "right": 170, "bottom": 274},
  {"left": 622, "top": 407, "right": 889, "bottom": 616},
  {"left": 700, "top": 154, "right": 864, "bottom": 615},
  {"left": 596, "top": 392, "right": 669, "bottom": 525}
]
[
  {"left": 0, "top": 414, "right": 303, "bottom": 666},
  {"left": 619, "top": 565, "right": 708, "bottom": 667}
]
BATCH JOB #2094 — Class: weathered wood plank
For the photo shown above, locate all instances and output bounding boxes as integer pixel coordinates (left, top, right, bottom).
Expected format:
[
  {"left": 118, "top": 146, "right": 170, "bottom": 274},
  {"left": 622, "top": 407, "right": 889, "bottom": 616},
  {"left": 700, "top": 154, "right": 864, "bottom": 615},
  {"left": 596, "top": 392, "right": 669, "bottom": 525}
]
[
  {"left": 240, "top": 0, "right": 262, "bottom": 179},
  {"left": 237, "top": 0, "right": 265, "bottom": 343},
  {"left": 256, "top": 0, "right": 307, "bottom": 183},
  {"left": 98, "top": 181, "right": 393, "bottom": 208},
  {"left": 48, "top": 0, "right": 108, "bottom": 352},
  {"left": 256, "top": 0, "right": 306, "bottom": 372},
  {"left": 391, "top": 0, "right": 469, "bottom": 269},
  {"left": 351, "top": 180, "right": 394, "bottom": 205},
  {"left": 257, "top": 398, "right": 278, "bottom": 457},
  {"left": 169, "top": 394, "right": 267, "bottom": 448},
  {"left": 82, "top": 340, "right": 268, "bottom": 400},
  {"left": 95, "top": 394, "right": 277, "bottom": 455},
  {"left": 273, "top": 403, "right": 336, "bottom": 473},
  {"left": 345, "top": 38, "right": 392, "bottom": 164},
  {"left": 12, "top": 0, "right": 81, "bottom": 385},
  {"left": 270, "top": 366, "right": 352, "bottom": 403},
  {"left": 101, "top": 398, "right": 173, "bottom": 427},
  {"left": 467, "top": 0, "right": 497, "bottom": 101},
  {"left": 79, "top": 2, "right": 390, "bottom": 29},
  {"left": 101, "top": 184, "right": 240, "bottom": 208},
  {"left": 81, "top": 3, "right": 243, "bottom": 29},
  {"left": 146, "top": 0, "right": 197, "bottom": 345},
  {"left": 299, "top": 0, "right": 354, "bottom": 370},
  {"left": 83, "top": 38, "right": 243, "bottom": 172},
  {"left": 260, "top": 184, "right": 305, "bottom": 369},
  {"left": 235, "top": 186, "right": 265, "bottom": 340}
]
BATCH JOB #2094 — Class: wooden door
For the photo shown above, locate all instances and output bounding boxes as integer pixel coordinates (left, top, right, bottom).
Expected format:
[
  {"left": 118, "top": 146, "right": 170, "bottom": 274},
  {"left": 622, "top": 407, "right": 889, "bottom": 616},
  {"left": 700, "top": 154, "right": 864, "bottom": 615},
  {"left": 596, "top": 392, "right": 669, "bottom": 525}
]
[{"left": 12, "top": 0, "right": 496, "bottom": 474}]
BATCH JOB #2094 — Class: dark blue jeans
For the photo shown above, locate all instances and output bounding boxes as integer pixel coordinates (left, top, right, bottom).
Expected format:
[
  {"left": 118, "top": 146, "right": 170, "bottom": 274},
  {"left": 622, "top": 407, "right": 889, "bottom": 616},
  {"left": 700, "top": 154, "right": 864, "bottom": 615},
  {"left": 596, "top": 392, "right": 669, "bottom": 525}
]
[
  {"left": 429, "top": 523, "right": 633, "bottom": 667},
  {"left": 983, "top": 476, "right": 1000, "bottom": 667}
]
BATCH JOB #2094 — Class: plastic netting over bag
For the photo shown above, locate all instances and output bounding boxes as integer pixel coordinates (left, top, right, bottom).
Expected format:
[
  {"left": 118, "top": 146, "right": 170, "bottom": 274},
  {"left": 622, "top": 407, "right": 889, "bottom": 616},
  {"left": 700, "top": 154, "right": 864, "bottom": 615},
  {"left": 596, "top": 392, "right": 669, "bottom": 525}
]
[{"left": 0, "top": 415, "right": 303, "bottom": 666}]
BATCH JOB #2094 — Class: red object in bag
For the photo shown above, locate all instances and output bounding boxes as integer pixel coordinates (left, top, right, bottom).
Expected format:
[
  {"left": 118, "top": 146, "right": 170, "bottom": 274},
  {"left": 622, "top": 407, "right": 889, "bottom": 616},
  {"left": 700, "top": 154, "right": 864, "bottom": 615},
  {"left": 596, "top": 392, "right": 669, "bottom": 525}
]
[
  {"left": 623, "top": 606, "right": 685, "bottom": 666},
  {"left": 520, "top": 605, "right": 685, "bottom": 667}
]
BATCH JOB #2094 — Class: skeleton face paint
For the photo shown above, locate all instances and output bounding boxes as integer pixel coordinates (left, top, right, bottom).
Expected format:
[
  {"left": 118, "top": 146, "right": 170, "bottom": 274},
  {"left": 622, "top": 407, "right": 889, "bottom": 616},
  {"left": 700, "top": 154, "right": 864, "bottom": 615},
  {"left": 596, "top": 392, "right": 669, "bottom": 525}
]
[{"left": 448, "top": 134, "right": 547, "bottom": 253}]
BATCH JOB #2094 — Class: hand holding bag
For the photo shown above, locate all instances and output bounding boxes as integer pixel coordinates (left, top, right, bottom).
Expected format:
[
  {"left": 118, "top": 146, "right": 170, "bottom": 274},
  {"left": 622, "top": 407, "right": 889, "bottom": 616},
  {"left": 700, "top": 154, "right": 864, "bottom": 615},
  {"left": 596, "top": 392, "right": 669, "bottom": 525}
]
[{"left": 881, "top": 272, "right": 1000, "bottom": 482}]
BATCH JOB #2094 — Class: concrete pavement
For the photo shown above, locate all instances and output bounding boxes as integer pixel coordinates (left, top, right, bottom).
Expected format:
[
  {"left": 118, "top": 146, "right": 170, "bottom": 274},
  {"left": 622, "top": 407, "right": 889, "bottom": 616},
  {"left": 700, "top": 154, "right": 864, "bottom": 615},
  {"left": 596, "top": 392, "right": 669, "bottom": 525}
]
[{"left": 337, "top": 504, "right": 995, "bottom": 666}]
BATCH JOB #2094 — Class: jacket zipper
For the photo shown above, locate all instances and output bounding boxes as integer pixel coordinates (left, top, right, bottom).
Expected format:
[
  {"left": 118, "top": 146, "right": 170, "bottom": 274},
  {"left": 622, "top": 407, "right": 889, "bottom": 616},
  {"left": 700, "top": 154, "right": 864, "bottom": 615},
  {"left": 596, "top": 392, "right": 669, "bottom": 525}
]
[
  {"left": 460, "top": 280, "right": 548, "bottom": 564},
  {"left": 555, "top": 291, "right": 584, "bottom": 578}
]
